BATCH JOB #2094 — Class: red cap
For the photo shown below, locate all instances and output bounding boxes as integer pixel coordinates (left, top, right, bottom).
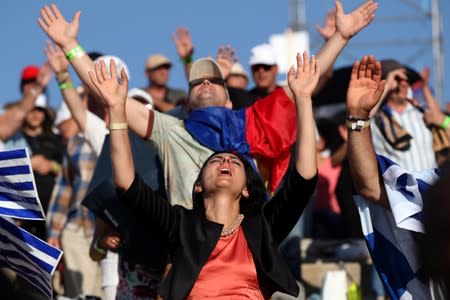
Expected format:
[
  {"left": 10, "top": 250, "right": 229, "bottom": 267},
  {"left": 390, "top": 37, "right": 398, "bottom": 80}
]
[{"left": 21, "top": 65, "right": 40, "bottom": 81}]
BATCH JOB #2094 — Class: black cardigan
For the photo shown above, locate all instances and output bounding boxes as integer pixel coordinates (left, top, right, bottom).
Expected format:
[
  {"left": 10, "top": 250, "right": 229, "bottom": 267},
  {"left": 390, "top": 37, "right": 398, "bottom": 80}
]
[{"left": 120, "top": 169, "right": 317, "bottom": 300}]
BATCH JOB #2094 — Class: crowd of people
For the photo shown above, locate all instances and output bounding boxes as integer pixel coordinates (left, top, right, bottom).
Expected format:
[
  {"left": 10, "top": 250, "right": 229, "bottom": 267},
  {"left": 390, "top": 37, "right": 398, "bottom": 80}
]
[{"left": 0, "top": 1, "right": 449, "bottom": 299}]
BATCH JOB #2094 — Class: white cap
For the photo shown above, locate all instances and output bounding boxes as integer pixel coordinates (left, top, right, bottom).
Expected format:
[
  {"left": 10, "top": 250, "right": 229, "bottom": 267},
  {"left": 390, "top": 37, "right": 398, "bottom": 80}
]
[
  {"left": 128, "top": 88, "right": 153, "bottom": 110},
  {"left": 248, "top": 43, "right": 277, "bottom": 66},
  {"left": 35, "top": 94, "right": 47, "bottom": 108},
  {"left": 189, "top": 57, "right": 224, "bottom": 83}
]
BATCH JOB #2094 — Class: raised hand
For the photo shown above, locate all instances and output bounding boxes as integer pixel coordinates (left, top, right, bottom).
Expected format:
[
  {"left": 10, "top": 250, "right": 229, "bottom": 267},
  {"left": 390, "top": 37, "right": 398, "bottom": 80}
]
[
  {"left": 335, "top": 0, "right": 378, "bottom": 40},
  {"left": 36, "top": 61, "right": 53, "bottom": 88},
  {"left": 172, "top": 27, "right": 194, "bottom": 59},
  {"left": 316, "top": 9, "right": 336, "bottom": 40},
  {"left": 216, "top": 45, "right": 238, "bottom": 79},
  {"left": 347, "top": 55, "right": 385, "bottom": 118},
  {"left": 88, "top": 59, "right": 129, "bottom": 110},
  {"left": 44, "top": 41, "right": 70, "bottom": 74},
  {"left": 287, "top": 52, "right": 320, "bottom": 100},
  {"left": 38, "top": 4, "right": 80, "bottom": 50}
]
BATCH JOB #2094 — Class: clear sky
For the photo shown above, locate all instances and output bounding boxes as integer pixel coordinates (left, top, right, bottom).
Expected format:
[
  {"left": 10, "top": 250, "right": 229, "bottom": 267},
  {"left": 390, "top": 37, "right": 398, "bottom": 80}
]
[{"left": 2, "top": 0, "right": 449, "bottom": 110}]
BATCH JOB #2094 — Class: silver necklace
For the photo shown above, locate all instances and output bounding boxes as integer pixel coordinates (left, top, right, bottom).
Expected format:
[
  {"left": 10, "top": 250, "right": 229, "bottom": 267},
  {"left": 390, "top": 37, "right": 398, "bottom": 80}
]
[{"left": 221, "top": 214, "right": 244, "bottom": 237}]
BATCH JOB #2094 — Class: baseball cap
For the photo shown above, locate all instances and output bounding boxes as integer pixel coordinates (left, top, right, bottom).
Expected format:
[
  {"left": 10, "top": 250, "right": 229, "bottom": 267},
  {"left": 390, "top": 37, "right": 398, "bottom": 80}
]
[
  {"left": 145, "top": 54, "right": 172, "bottom": 70},
  {"left": 248, "top": 44, "right": 277, "bottom": 66},
  {"left": 188, "top": 57, "right": 224, "bottom": 83},
  {"left": 21, "top": 65, "right": 40, "bottom": 81}
]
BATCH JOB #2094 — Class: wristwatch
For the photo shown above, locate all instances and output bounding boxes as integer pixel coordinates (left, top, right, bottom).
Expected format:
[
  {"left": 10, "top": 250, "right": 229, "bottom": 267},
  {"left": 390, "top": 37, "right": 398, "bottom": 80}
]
[{"left": 346, "top": 116, "right": 371, "bottom": 131}]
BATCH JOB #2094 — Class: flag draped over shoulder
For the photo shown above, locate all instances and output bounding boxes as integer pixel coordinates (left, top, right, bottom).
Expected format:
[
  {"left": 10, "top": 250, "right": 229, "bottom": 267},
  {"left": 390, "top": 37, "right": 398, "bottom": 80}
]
[
  {"left": 0, "top": 148, "right": 62, "bottom": 298},
  {"left": 354, "top": 154, "right": 442, "bottom": 300},
  {"left": 185, "top": 88, "right": 296, "bottom": 192}
]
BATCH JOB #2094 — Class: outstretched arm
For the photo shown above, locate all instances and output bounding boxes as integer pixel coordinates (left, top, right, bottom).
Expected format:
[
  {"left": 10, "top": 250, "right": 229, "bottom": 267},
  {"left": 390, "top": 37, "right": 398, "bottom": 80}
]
[
  {"left": 38, "top": 4, "right": 150, "bottom": 138},
  {"left": 346, "top": 55, "right": 389, "bottom": 207},
  {"left": 172, "top": 27, "right": 194, "bottom": 81},
  {"left": 284, "top": 0, "right": 378, "bottom": 99},
  {"left": 287, "top": 52, "right": 319, "bottom": 179},
  {"left": 88, "top": 59, "right": 134, "bottom": 190},
  {"left": 45, "top": 41, "right": 88, "bottom": 132}
]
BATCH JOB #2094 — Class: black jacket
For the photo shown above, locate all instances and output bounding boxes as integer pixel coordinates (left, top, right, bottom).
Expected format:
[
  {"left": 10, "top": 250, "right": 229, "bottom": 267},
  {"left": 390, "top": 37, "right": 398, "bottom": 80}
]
[{"left": 120, "top": 169, "right": 316, "bottom": 300}]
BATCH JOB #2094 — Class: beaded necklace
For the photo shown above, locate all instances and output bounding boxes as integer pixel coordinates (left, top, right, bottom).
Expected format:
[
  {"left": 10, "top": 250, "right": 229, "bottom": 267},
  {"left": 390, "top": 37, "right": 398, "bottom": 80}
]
[{"left": 221, "top": 214, "right": 244, "bottom": 237}]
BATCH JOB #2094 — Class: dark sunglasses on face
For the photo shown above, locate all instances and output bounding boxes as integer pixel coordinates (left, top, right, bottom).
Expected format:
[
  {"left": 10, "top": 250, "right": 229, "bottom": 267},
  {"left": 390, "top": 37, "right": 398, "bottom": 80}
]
[
  {"left": 189, "top": 77, "right": 225, "bottom": 89},
  {"left": 251, "top": 64, "right": 273, "bottom": 72},
  {"left": 145, "top": 64, "right": 171, "bottom": 73}
]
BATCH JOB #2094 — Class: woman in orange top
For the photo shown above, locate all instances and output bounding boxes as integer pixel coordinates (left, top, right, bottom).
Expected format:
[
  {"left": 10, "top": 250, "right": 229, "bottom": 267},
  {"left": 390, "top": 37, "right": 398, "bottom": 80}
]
[{"left": 89, "top": 52, "right": 318, "bottom": 299}]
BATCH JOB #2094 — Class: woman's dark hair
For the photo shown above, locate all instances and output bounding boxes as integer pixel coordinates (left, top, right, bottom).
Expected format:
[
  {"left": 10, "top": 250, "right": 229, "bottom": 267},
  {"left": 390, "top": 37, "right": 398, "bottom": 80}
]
[{"left": 192, "top": 152, "right": 267, "bottom": 216}]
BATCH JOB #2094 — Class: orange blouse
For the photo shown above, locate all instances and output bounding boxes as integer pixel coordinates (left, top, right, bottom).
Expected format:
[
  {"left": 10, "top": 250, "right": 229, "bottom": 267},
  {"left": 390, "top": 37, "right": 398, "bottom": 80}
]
[{"left": 187, "top": 226, "right": 265, "bottom": 299}]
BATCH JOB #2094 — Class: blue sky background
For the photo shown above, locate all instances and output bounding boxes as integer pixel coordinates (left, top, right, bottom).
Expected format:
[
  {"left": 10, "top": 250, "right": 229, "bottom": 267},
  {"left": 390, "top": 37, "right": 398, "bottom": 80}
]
[{"left": 2, "top": 0, "right": 449, "bottom": 109}]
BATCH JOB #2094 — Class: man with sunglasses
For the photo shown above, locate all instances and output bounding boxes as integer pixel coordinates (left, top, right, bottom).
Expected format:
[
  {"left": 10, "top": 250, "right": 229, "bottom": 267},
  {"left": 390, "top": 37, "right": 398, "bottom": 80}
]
[{"left": 248, "top": 44, "right": 280, "bottom": 101}]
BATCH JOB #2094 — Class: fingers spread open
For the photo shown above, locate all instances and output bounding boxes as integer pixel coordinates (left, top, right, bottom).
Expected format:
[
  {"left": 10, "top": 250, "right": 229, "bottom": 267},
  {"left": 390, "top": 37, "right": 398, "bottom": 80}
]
[{"left": 40, "top": 7, "right": 52, "bottom": 25}]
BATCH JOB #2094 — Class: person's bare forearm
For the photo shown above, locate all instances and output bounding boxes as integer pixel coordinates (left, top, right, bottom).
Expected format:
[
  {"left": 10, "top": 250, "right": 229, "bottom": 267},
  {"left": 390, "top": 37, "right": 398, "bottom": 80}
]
[
  {"left": 0, "top": 88, "right": 40, "bottom": 140},
  {"left": 315, "top": 32, "right": 347, "bottom": 77},
  {"left": 58, "top": 76, "right": 87, "bottom": 132},
  {"left": 109, "top": 107, "right": 135, "bottom": 190},
  {"left": 347, "top": 124, "right": 388, "bottom": 207},
  {"left": 295, "top": 97, "right": 317, "bottom": 179}
]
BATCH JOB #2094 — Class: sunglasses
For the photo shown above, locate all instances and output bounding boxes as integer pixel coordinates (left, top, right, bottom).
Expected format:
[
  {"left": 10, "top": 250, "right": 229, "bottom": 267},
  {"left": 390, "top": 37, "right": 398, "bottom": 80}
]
[
  {"left": 189, "top": 77, "right": 225, "bottom": 89},
  {"left": 251, "top": 64, "right": 273, "bottom": 72},
  {"left": 145, "top": 64, "right": 171, "bottom": 72}
]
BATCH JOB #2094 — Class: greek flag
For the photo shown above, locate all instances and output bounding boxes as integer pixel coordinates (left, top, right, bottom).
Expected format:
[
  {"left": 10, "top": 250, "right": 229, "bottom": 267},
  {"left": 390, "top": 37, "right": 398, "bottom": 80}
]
[
  {"left": 354, "top": 155, "right": 442, "bottom": 300},
  {"left": 0, "top": 148, "right": 45, "bottom": 219},
  {"left": 0, "top": 148, "right": 62, "bottom": 298}
]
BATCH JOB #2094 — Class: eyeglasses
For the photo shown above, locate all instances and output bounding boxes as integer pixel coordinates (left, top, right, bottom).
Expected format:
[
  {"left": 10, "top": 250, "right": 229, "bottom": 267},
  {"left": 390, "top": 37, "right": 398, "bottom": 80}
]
[
  {"left": 251, "top": 64, "right": 273, "bottom": 72},
  {"left": 145, "top": 64, "right": 171, "bottom": 72},
  {"left": 189, "top": 77, "right": 225, "bottom": 89}
]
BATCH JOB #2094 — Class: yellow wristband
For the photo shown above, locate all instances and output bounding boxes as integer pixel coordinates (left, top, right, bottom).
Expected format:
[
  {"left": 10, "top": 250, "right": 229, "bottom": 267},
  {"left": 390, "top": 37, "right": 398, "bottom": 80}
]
[
  {"left": 109, "top": 122, "right": 128, "bottom": 130},
  {"left": 66, "top": 45, "right": 85, "bottom": 62}
]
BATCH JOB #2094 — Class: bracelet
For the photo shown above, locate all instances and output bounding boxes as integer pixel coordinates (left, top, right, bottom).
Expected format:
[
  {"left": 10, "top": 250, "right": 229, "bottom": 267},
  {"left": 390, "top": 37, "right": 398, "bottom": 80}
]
[
  {"left": 51, "top": 161, "right": 61, "bottom": 174},
  {"left": 180, "top": 54, "right": 193, "bottom": 65},
  {"left": 93, "top": 238, "right": 107, "bottom": 256},
  {"left": 66, "top": 45, "right": 85, "bottom": 62},
  {"left": 440, "top": 115, "right": 450, "bottom": 130},
  {"left": 346, "top": 116, "right": 371, "bottom": 131},
  {"left": 109, "top": 122, "right": 128, "bottom": 130},
  {"left": 56, "top": 71, "right": 70, "bottom": 83},
  {"left": 58, "top": 81, "right": 74, "bottom": 90}
]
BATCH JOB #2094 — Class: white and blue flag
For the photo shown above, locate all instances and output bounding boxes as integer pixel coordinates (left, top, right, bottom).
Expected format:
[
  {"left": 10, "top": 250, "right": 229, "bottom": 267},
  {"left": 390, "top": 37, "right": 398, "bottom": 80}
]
[
  {"left": 0, "top": 148, "right": 62, "bottom": 298},
  {"left": 354, "top": 154, "right": 443, "bottom": 300},
  {"left": 0, "top": 148, "right": 45, "bottom": 219}
]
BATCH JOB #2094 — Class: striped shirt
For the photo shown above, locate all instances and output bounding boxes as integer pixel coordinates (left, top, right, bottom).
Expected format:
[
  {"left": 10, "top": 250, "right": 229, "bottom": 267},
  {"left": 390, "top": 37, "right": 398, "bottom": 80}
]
[
  {"left": 354, "top": 155, "right": 445, "bottom": 299},
  {"left": 371, "top": 103, "right": 436, "bottom": 172}
]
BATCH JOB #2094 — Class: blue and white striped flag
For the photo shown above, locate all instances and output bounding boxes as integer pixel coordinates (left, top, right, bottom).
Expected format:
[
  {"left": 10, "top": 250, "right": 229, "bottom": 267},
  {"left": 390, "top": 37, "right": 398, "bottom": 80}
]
[
  {"left": 0, "top": 216, "right": 63, "bottom": 298},
  {"left": 0, "top": 148, "right": 62, "bottom": 298},
  {"left": 354, "top": 155, "right": 442, "bottom": 300},
  {"left": 0, "top": 148, "right": 45, "bottom": 220}
]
